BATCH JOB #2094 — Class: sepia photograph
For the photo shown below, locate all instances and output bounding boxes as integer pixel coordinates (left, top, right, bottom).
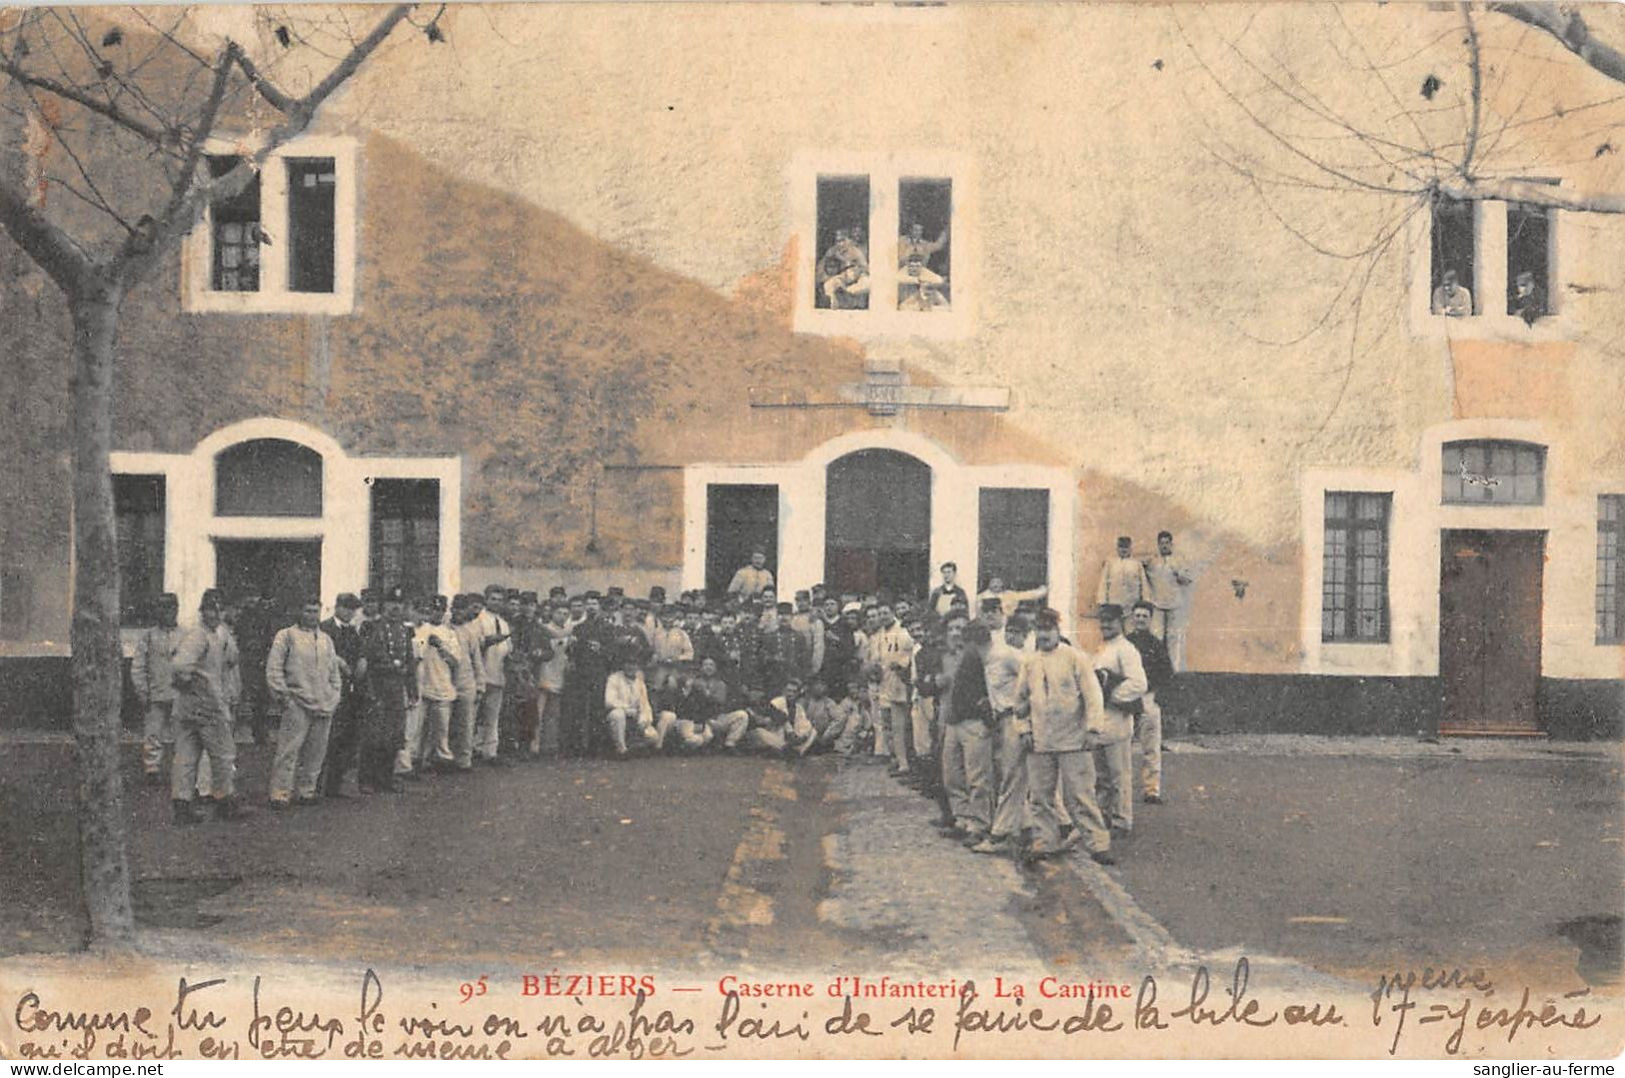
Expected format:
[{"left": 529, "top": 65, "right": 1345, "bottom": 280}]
[{"left": 0, "top": 0, "right": 1621, "bottom": 1062}]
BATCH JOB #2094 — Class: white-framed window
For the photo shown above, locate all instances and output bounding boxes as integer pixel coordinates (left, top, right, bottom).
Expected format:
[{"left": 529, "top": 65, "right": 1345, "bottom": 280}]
[
  {"left": 1412, "top": 180, "right": 1573, "bottom": 338},
  {"left": 792, "top": 152, "right": 974, "bottom": 339},
  {"left": 183, "top": 136, "right": 357, "bottom": 315},
  {"left": 1321, "top": 491, "right": 1391, "bottom": 644}
]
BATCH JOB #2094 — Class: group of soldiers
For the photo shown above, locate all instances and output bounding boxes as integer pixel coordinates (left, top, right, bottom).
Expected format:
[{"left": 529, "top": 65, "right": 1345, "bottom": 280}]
[{"left": 129, "top": 537, "right": 1184, "bottom": 861}]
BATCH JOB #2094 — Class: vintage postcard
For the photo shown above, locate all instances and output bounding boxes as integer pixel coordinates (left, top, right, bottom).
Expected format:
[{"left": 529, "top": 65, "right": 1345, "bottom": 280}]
[{"left": 0, "top": 0, "right": 1621, "bottom": 1062}]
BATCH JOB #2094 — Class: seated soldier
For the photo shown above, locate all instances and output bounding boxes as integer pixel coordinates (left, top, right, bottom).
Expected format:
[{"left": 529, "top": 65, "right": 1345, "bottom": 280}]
[
  {"left": 838, "top": 678, "right": 873, "bottom": 755},
  {"left": 746, "top": 679, "right": 817, "bottom": 755},
  {"left": 802, "top": 676, "right": 848, "bottom": 753},
  {"left": 661, "top": 670, "right": 712, "bottom": 752},
  {"left": 603, "top": 652, "right": 673, "bottom": 756},
  {"left": 692, "top": 656, "right": 750, "bottom": 750}
]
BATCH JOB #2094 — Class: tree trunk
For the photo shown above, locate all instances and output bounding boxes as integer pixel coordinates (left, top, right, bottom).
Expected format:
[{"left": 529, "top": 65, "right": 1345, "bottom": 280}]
[{"left": 69, "top": 282, "right": 136, "bottom": 949}]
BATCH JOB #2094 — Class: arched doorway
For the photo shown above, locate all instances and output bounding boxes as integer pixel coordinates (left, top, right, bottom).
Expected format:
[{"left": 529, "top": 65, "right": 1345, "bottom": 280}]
[
  {"left": 824, "top": 449, "right": 931, "bottom": 598},
  {"left": 211, "top": 438, "right": 324, "bottom": 617}
]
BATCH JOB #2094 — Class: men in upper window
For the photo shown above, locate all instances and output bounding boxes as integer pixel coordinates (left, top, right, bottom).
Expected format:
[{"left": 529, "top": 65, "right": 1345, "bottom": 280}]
[
  {"left": 823, "top": 263, "right": 871, "bottom": 310},
  {"left": 727, "top": 548, "right": 775, "bottom": 599},
  {"left": 1431, "top": 268, "right": 1473, "bottom": 317},
  {"left": 1510, "top": 270, "right": 1545, "bottom": 326},
  {"left": 898, "top": 219, "right": 949, "bottom": 310}
]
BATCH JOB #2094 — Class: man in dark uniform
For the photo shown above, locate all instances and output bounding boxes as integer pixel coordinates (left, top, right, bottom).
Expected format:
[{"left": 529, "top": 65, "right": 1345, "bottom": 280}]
[
  {"left": 503, "top": 590, "right": 544, "bottom": 758},
  {"left": 358, "top": 586, "right": 417, "bottom": 793},
  {"left": 747, "top": 602, "right": 807, "bottom": 700},
  {"left": 565, "top": 592, "right": 615, "bottom": 756},
  {"left": 319, "top": 593, "right": 365, "bottom": 797},
  {"left": 1126, "top": 600, "right": 1175, "bottom": 804},
  {"left": 235, "top": 592, "right": 281, "bottom": 746}
]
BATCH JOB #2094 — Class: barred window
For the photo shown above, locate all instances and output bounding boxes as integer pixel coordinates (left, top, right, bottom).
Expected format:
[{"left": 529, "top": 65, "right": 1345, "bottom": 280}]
[
  {"left": 370, "top": 479, "right": 440, "bottom": 598},
  {"left": 1323, "top": 492, "right": 1390, "bottom": 643},
  {"left": 1600, "top": 495, "right": 1623, "bottom": 645},
  {"left": 1442, "top": 440, "right": 1545, "bottom": 505},
  {"left": 208, "top": 155, "right": 260, "bottom": 293}
]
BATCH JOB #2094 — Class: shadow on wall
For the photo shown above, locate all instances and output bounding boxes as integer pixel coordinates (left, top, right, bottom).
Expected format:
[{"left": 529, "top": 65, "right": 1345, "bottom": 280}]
[{"left": 1070, "top": 467, "right": 1300, "bottom": 675}]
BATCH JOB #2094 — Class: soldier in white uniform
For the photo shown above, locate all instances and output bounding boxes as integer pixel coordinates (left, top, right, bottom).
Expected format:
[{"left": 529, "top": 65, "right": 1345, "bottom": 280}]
[
  {"left": 1091, "top": 603, "right": 1148, "bottom": 835},
  {"left": 132, "top": 593, "right": 182, "bottom": 785}
]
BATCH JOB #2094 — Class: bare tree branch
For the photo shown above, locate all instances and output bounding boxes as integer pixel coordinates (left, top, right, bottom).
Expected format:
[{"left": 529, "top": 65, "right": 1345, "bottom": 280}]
[
  {"left": 1460, "top": 3, "right": 1483, "bottom": 174},
  {"left": 113, "top": 4, "right": 413, "bottom": 282},
  {"left": 0, "top": 175, "right": 93, "bottom": 292},
  {"left": 1437, "top": 175, "right": 1625, "bottom": 213},
  {"left": 0, "top": 59, "right": 171, "bottom": 144},
  {"left": 1490, "top": 2, "right": 1625, "bottom": 87}
]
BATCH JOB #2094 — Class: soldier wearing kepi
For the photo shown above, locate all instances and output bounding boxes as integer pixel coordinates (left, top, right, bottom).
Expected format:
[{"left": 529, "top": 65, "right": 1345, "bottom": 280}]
[
  {"left": 319, "top": 593, "right": 365, "bottom": 798},
  {"left": 358, "top": 585, "right": 417, "bottom": 794},
  {"left": 133, "top": 592, "right": 182, "bottom": 786},
  {"left": 1017, "top": 608, "right": 1113, "bottom": 863},
  {"left": 265, "top": 597, "right": 343, "bottom": 808},
  {"left": 1092, "top": 603, "right": 1148, "bottom": 836},
  {"left": 170, "top": 590, "right": 246, "bottom": 824},
  {"left": 972, "top": 614, "right": 1033, "bottom": 856}
]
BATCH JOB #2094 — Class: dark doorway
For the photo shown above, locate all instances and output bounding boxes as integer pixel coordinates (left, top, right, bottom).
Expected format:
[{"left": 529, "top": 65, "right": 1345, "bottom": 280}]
[
  {"left": 1439, "top": 529, "right": 1544, "bottom": 736},
  {"left": 215, "top": 539, "right": 322, "bottom": 621},
  {"left": 824, "top": 450, "right": 931, "bottom": 599},
  {"left": 706, "top": 485, "right": 778, "bottom": 598}
]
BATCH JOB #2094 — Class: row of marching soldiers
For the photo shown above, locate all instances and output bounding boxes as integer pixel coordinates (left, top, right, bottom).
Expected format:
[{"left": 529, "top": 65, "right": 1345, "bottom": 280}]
[{"left": 903, "top": 599, "right": 1173, "bottom": 864}]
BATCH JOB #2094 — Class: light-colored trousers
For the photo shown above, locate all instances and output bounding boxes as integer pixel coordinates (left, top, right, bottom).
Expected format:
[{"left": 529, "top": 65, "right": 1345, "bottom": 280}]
[
  {"left": 714, "top": 710, "right": 750, "bottom": 749},
  {"left": 1136, "top": 691, "right": 1163, "bottom": 798},
  {"left": 606, "top": 708, "right": 673, "bottom": 753},
  {"left": 410, "top": 697, "right": 453, "bottom": 770},
  {"left": 173, "top": 705, "right": 236, "bottom": 801},
  {"left": 941, "top": 721, "right": 995, "bottom": 833},
  {"left": 142, "top": 700, "right": 174, "bottom": 773},
  {"left": 912, "top": 697, "right": 935, "bottom": 766},
  {"left": 475, "top": 685, "right": 505, "bottom": 760},
  {"left": 881, "top": 701, "right": 910, "bottom": 768},
  {"left": 451, "top": 692, "right": 477, "bottom": 767},
  {"left": 270, "top": 699, "right": 333, "bottom": 801},
  {"left": 1096, "top": 730, "right": 1134, "bottom": 833},
  {"left": 669, "top": 716, "right": 714, "bottom": 751},
  {"left": 747, "top": 717, "right": 815, "bottom": 754},
  {"left": 1154, "top": 607, "right": 1188, "bottom": 672},
  {"left": 533, "top": 689, "right": 562, "bottom": 753},
  {"left": 397, "top": 697, "right": 423, "bottom": 774},
  {"left": 1026, "top": 749, "right": 1109, "bottom": 854},
  {"left": 990, "top": 713, "right": 1030, "bottom": 840}
]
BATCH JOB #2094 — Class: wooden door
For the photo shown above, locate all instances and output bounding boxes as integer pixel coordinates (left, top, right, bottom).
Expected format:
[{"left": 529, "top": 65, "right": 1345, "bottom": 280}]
[{"left": 1438, "top": 530, "right": 1544, "bottom": 736}]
